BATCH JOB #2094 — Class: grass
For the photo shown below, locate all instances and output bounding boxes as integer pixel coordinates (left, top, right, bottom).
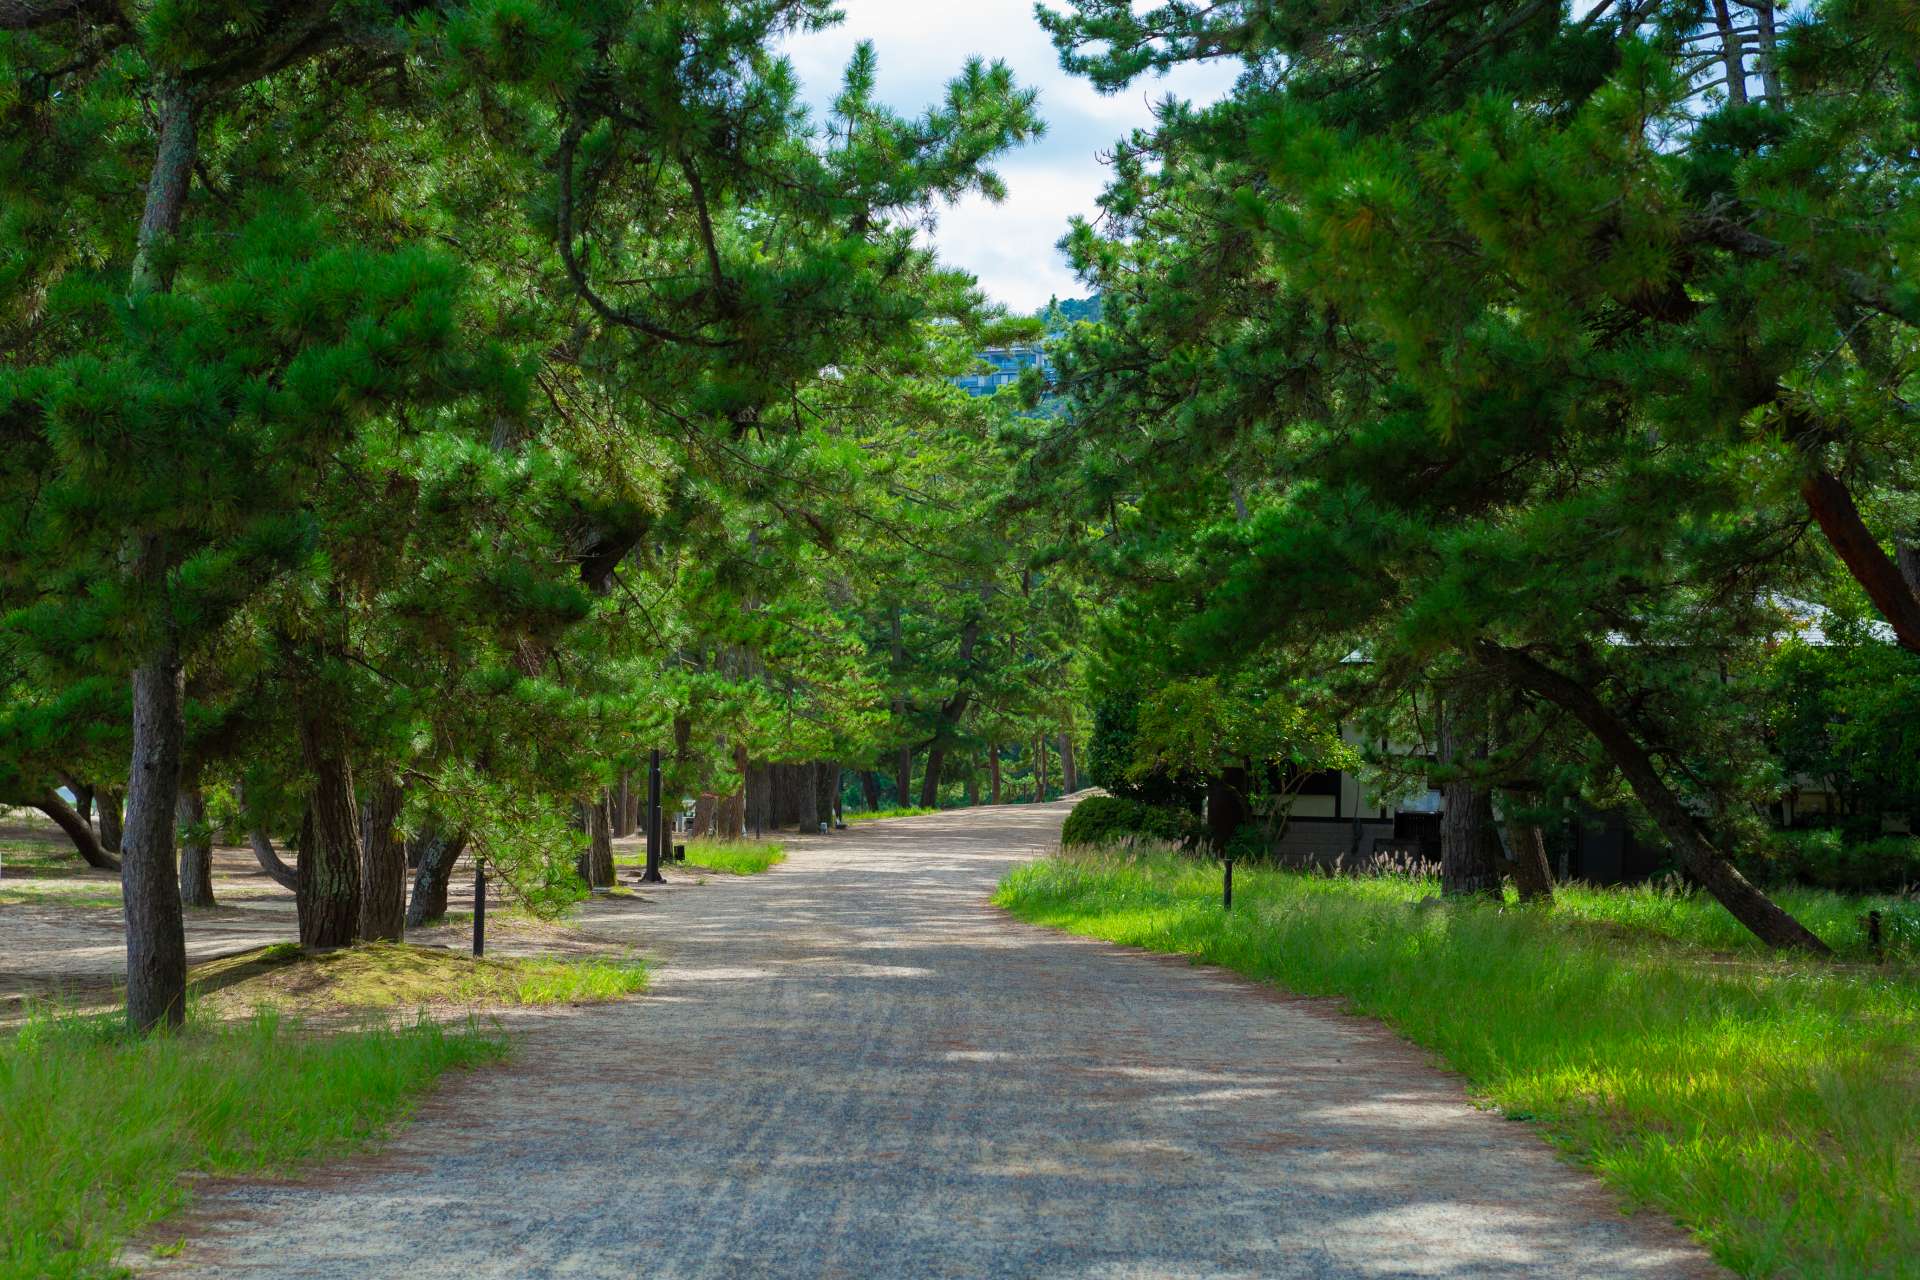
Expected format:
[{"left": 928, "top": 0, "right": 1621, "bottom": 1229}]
[
  {"left": 0, "top": 880, "right": 125, "bottom": 910},
  {"left": 996, "top": 845, "right": 1920, "bottom": 1280},
  {"left": 846, "top": 806, "right": 937, "bottom": 822},
  {"left": 0, "top": 1007, "right": 506, "bottom": 1280},
  {"left": 682, "top": 838, "right": 785, "bottom": 875},
  {"left": 188, "top": 942, "right": 648, "bottom": 1018}
]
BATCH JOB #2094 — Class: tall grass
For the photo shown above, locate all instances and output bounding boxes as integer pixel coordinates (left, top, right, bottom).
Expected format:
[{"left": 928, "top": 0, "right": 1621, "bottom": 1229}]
[
  {"left": 996, "top": 847, "right": 1920, "bottom": 1279},
  {"left": 1, "top": 1009, "right": 505, "bottom": 1280},
  {"left": 682, "top": 839, "right": 786, "bottom": 875},
  {"left": 846, "top": 806, "right": 937, "bottom": 822}
]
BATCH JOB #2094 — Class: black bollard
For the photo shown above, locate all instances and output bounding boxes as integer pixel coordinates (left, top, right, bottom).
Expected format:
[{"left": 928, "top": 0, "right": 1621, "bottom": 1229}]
[
  {"left": 472, "top": 855, "right": 487, "bottom": 957},
  {"left": 1223, "top": 858, "right": 1234, "bottom": 911}
]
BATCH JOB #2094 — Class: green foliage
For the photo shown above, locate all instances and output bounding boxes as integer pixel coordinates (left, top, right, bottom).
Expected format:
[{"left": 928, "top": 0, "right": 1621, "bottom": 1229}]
[
  {"left": 1738, "top": 829, "right": 1920, "bottom": 896},
  {"left": 1764, "top": 635, "right": 1920, "bottom": 833},
  {"left": 998, "top": 849, "right": 1920, "bottom": 1277},
  {"left": 1058, "top": 794, "right": 1195, "bottom": 848},
  {"left": 0, "top": 1009, "right": 504, "bottom": 1280}
]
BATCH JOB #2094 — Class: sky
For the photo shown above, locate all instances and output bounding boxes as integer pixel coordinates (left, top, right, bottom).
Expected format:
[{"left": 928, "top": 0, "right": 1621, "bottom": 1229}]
[{"left": 779, "top": 1, "right": 1239, "bottom": 313}]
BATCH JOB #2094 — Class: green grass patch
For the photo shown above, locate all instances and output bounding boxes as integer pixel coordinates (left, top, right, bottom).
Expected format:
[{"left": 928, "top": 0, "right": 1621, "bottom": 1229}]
[
  {"left": 996, "top": 847, "right": 1920, "bottom": 1279},
  {"left": 0, "top": 880, "right": 124, "bottom": 910},
  {"left": 189, "top": 942, "right": 648, "bottom": 1018},
  {"left": 682, "top": 839, "right": 785, "bottom": 875},
  {"left": 0, "top": 1008, "right": 505, "bottom": 1280},
  {"left": 847, "top": 806, "right": 937, "bottom": 821}
]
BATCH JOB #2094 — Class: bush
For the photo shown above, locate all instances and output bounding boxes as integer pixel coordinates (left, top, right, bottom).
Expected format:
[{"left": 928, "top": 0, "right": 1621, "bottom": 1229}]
[
  {"left": 1059, "top": 795, "right": 1195, "bottom": 848},
  {"left": 1739, "top": 829, "right": 1920, "bottom": 894}
]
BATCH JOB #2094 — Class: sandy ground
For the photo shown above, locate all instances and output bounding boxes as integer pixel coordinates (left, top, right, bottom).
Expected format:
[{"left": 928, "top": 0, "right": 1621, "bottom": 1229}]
[{"left": 118, "top": 801, "right": 1722, "bottom": 1280}]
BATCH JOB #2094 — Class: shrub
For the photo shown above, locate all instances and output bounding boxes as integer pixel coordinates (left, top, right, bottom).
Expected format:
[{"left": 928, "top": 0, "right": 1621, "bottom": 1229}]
[
  {"left": 1740, "top": 829, "right": 1920, "bottom": 894},
  {"left": 1059, "top": 795, "right": 1195, "bottom": 848}
]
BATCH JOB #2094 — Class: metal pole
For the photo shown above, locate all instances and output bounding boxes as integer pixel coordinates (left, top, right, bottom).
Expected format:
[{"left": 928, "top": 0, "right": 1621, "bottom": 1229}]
[
  {"left": 472, "top": 855, "right": 487, "bottom": 956},
  {"left": 1223, "top": 858, "right": 1234, "bottom": 912},
  {"left": 641, "top": 747, "right": 665, "bottom": 884}
]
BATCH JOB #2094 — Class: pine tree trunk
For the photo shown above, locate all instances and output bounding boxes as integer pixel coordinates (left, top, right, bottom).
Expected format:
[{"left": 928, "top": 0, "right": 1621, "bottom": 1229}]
[
  {"left": 296, "top": 714, "right": 361, "bottom": 949},
  {"left": 1501, "top": 796, "right": 1556, "bottom": 904},
  {"left": 989, "top": 745, "right": 1002, "bottom": 805},
  {"left": 896, "top": 746, "right": 912, "bottom": 810},
  {"left": 859, "top": 770, "right": 881, "bottom": 811},
  {"left": 966, "top": 772, "right": 979, "bottom": 806},
  {"left": 122, "top": 636, "right": 187, "bottom": 1032},
  {"left": 406, "top": 825, "right": 468, "bottom": 927},
  {"left": 580, "top": 792, "right": 614, "bottom": 888},
  {"left": 693, "top": 793, "right": 716, "bottom": 838},
  {"left": 177, "top": 785, "right": 214, "bottom": 909},
  {"left": 1478, "top": 641, "right": 1829, "bottom": 951},
  {"left": 796, "top": 764, "right": 819, "bottom": 831},
  {"left": 1033, "top": 735, "right": 1049, "bottom": 802},
  {"left": 249, "top": 825, "right": 300, "bottom": 891},
  {"left": 919, "top": 745, "right": 946, "bottom": 808},
  {"left": 815, "top": 763, "right": 837, "bottom": 828},
  {"left": 1060, "top": 734, "right": 1078, "bottom": 793},
  {"left": 358, "top": 775, "right": 405, "bottom": 941},
  {"left": 747, "top": 759, "right": 770, "bottom": 835},
  {"left": 34, "top": 791, "right": 118, "bottom": 871},
  {"left": 96, "top": 787, "right": 124, "bottom": 854}
]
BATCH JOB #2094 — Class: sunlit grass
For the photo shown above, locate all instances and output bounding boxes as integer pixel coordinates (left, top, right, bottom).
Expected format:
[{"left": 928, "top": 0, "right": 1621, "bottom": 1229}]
[
  {"left": 0, "top": 1007, "right": 505, "bottom": 1280},
  {"left": 0, "top": 880, "right": 124, "bottom": 910},
  {"left": 681, "top": 839, "right": 785, "bottom": 875},
  {"left": 847, "top": 806, "right": 937, "bottom": 821},
  {"left": 996, "top": 846, "right": 1920, "bottom": 1279}
]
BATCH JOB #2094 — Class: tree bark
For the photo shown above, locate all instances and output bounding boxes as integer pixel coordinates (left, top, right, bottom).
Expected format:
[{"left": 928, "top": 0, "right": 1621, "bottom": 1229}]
[
  {"left": 1500, "top": 794, "right": 1556, "bottom": 904},
  {"left": 859, "top": 770, "right": 881, "bottom": 811},
  {"left": 122, "top": 635, "right": 188, "bottom": 1032},
  {"left": 814, "top": 763, "right": 837, "bottom": 829},
  {"left": 989, "top": 744, "right": 1002, "bottom": 805},
  {"left": 1436, "top": 698, "right": 1501, "bottom": 899},
  {"left": 693, "top": 792, "right": 716, "bottom": 838},
  {"left": 796, "top": 763, "right": 819, "bottom": 831},
  {"left": 747, "top": 759, "right": 770, "bottom": 835},
  {"left": 33, "top": 791, "right": 119, "bottom": 870},
  {"left": 579, "top": 792, "right": 614, "bottom": 888},
  {"left": 96, "top": 787, "right": 124, "bottom": 854},
  {"left": 406, "top": 824, "right": 468, "bottom": 927},
  {"left": 176, "top": 786, "right": 214, "bottom": 909},
  {"left": 1060, "top": 733, "right": 1078, "bottom": 794},
  {"left": 295, "top": 714, "right": 361, "bottom": 949},
  {"left": 1478, "top": 641, "right": 1829, "bottom": 951},
  {"left": 1710, "top": 0, "right": 1747, "bottom": 106},
  {"left": 358, "top": 775, "right": 405, "bottom": 941},
  {"left": 249, "top": 826, "right": 300, "bottom": 891},
  {"left": 1800, "top": 469, "right": 1920, "bottom": 654},
  {"left": 1033, "top": 734, "right": 1049, "bottom": 802},
  {"left": 895, "top": 745, "right": 912, "bottom": 810}
]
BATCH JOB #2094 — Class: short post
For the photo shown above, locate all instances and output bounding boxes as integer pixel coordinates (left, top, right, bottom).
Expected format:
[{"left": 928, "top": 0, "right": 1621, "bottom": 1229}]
[
  {"left": 472, "top": 855, "right": 487, "bottom": 957},
  {"left": 1223, "top": 858, "right": 1234, "bottom": 912},
  {"left": 640, "top": 748, "right": 665, "bottom": 884}
]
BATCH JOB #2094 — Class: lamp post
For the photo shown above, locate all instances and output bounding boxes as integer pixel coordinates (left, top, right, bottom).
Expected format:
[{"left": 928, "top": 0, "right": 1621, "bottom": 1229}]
[{"left": 640, "top": 748, "right": 665, "bottom": 884}]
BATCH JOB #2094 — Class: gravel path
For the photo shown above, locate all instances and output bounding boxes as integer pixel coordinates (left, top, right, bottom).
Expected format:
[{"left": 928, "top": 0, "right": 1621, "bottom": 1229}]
[{"left": 149, "top": 801, "right": 1719, "bottom": 1279}]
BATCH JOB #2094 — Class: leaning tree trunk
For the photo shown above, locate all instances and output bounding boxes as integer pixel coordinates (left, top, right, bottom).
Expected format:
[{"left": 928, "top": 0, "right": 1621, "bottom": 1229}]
[
  {"left": 295, "top": 714, "right": 361, "bottom": 949},
  {"left": 406, "top": 824, "right": 469, "bottom": 927},
  {"left": 249, "top": 825, "right": 300, "bottom": 891},
  {"left": 358, "top": 775, "right": 405, "bottom": 941},
  {"left": 579, "top": 792, "right": 614, "bottom": 888},
  {"left": 176, "top": 785, "right": 215, "bottom": 909},
  {"left": 34, "top": 791, "right": 119, "bottom": 871},
  {"left": 1478, "top": 641, "right": 1829, "bottom": 951},
  {"left": 122, "top": 630, "right": 188, "bottom": 1032},
  {"left": 96, "top": 787, "right": 124, "bottom": 855}
]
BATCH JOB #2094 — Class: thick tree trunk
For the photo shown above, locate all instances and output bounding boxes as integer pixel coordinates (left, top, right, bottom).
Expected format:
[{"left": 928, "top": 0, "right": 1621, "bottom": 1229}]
[
  {"left": 1440, "top": 787, "right": 1502, "bottom": 900},
  {"left": 1478, "top": 642, "right": 1829, "bottom": 951},
  {"left": 1800, "top": 469, "right": 1920, "bottom": 654},
  {"left": 122, "top": 637, "right": 188, "bottom": 1032},
  {"left": 989, "top": 744, "right": 1002, "bottom": 805},
  {"left": 34, "top": 791, "right": 119, "bottom": 870},
  {"left": 1205, "top": 765, "right": 1252, "bottom": 852},
  {"left": 176, "top": 786, "right": 214, "bottom": 909},
  {"left": 693, "top": 793, "right": 716, "bottom": 838},
  {"left": 1060, "top": 733, "right": 1078, "bottom": 794},
  {"left": 859, "top": 770, "right": 881, "bottom": 811},
  {"left": 796, "top": 763, "right": 819, "bottom": 831},
  {"left": 895, "top": 746, "right": 912, "bottom": 810},
  {"left": 579, "top": 792, "right": 614, "bottom": 888},
  {"left": 295, "top": 714, "right": 361, "bottom": 949},
  {"left": 919, "top": 744, "right": 947, "bottom": 808},
  {"left": 96, "top": 787, "right": 124, "bottom": 854},
  {"left": 1710, "top": 0, "right": 1747, "bottom": 106},
  {"left": 747, "top": 759, "right": 770, "bottom": 835},
  {"left": 406, "top": 825, "right": 468, "bottom": 927},
  {"left": 358, "top": 775, "right": 405, "bottom": 941},
  {"left": 966, "top": 771, "right": 979, "bottom": 806}
]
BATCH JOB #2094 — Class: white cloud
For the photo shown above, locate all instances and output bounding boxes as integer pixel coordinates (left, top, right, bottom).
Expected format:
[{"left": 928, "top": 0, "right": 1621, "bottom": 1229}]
[{"left": 779, "top": 0, "right": 1239, "bottom": 311}]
